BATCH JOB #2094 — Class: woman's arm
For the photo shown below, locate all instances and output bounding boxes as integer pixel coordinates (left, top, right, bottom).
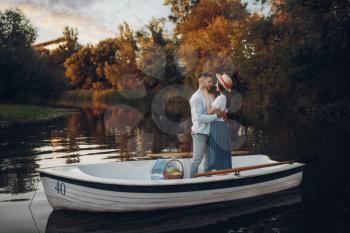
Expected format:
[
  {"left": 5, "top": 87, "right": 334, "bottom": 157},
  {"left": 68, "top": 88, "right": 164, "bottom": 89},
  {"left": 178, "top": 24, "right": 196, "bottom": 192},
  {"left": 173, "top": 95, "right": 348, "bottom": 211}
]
[{"left": 202, "top": 89, "right": 220, "bottom": 114}]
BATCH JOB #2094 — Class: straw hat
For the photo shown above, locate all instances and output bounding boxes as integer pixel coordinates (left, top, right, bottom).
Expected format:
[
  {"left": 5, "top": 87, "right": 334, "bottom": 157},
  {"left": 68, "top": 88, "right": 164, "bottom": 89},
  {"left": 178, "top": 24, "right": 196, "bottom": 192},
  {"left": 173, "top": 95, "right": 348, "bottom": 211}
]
[{"left": 216, "top": 73, "right": 232, "bottom": 92}]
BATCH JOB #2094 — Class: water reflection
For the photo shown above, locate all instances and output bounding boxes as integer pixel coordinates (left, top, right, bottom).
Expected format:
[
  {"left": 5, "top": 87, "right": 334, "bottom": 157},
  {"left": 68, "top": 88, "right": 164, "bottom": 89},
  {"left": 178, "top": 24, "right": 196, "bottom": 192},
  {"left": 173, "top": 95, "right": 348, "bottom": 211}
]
[
  {"left": 0, "top": 157, "right": 37, "bottom": 193},
  {"left": 0, "top": 104, "right": 349, "bottom": 195},
  {"left": 44, "top": 189, "right": 302, "bottom": 233},
  {"left": 0, "top": 102, "right": 350, "bottom": 233},
  {"left": 104, "top": 104, "right": 144, "bottom": 135}
]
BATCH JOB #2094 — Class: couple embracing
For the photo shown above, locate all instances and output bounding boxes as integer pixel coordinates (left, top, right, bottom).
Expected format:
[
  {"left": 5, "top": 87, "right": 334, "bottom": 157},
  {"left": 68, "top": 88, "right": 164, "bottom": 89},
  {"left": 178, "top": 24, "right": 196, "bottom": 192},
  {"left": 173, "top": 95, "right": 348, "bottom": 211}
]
[{"left": 189, "top": 72, "right": 233, "bottom": 178}]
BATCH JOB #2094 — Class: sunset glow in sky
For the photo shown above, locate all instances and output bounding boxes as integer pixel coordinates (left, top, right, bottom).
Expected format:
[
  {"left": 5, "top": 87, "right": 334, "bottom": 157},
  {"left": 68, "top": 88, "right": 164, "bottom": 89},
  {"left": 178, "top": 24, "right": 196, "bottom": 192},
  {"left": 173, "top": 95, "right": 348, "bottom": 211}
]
[
  {"left": 0, "top": 0, "right": 268, "bottom": 45},
  {"left": 0, "top": 0, "right": 172, "bottom": 45}
]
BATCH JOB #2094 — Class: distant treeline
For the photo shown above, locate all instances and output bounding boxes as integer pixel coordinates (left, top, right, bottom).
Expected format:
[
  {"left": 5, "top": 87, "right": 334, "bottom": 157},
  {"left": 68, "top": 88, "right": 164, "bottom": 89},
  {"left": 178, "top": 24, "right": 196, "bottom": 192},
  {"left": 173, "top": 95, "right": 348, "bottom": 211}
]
[{"left": 0, "top": 0, "right": 349, "bottom": 114}]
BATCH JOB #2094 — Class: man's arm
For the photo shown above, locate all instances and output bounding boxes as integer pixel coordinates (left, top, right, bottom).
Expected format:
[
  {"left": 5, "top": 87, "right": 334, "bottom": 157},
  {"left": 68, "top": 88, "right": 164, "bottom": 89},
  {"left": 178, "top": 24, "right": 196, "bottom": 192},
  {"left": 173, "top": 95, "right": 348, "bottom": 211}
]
[{"left": 190, "top": 96, "right": 217, "bottom": 123}]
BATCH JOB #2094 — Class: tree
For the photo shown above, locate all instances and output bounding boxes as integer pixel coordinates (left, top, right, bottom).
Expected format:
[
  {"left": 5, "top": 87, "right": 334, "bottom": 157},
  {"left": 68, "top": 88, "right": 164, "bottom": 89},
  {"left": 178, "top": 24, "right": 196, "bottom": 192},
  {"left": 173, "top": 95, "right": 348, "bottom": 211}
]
[
  {"left": 164, "top": 0, "right": 199, "bottom": 35},
  {"left": 92, "top": 38, "right": 119, "bottom": 84},
  {"left": 136, "top": 18, "right": 182, "bottom": 88},
  {"left": 104, "top": 22, "right": 138, "bottom": 89},
  {"left": 64, "top": 46, "right": 97, "bottom": 89},
  {"left": 63, "top": 23, "right": 139, "bottom": 90},
  {"left": 48, "top": 26, "right": 81, "bottom": 66},
  {"left": 0, "top": 8, "right": 67, "bottom": 103},
  {"left": 173, "top": 0, "right": 250, "bottom": 86},
  {"left": 0, "top": 8, "right": 37, "bottom": 48},
  {"left": 63, "top": 26, "right": 80, "bottom": 53},
  {"left": 244, "top": 0, "right": 350, "bottom": 109}
]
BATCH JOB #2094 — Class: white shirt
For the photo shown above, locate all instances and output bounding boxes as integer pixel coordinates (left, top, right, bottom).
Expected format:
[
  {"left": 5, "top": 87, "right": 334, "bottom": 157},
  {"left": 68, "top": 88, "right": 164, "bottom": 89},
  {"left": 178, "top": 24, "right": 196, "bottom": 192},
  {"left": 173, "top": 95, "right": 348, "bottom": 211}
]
[
  {"left": 211, "top": 94, "right": 227, "bottom": 121},
  {"left": 189, "top": 89, "right": 217, "bottom": 135}
]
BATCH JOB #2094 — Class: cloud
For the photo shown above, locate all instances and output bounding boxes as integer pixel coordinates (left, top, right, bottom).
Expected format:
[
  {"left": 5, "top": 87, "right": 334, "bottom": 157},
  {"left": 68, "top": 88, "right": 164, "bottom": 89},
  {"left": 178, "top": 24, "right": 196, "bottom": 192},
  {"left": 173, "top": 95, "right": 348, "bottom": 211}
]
[
  {"left": 46, "top": 0, "right": 96, "bottom": 9},
  {"left": 0, "top": 0, "right": 114, "bottom": 44},
  {"left": 18, "top": 0, "right": 96, "bottom": 12},
  {"left": 0, "top": 0, "right": 172, "bottom": 44}
]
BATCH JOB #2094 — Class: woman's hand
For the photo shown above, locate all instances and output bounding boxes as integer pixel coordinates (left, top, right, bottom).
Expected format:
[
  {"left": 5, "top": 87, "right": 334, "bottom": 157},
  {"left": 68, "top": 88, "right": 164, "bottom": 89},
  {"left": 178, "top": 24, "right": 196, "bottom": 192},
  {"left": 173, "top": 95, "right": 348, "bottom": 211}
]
[
  {"left": 201, "top": 88, "right": 211, "bottom": 108},
  {"left": 216, "top": 111, "right": 227, "bottom": 120},
  {"left": 201, "top": 88, "right": 221, "bottom": 115}
]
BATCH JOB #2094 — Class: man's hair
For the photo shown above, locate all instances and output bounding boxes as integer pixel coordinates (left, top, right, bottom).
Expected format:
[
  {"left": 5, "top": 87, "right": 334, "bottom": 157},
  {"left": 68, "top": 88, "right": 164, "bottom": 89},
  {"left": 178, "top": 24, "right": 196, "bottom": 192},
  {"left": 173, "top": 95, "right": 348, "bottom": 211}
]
[{"left": 199, "top": 72, "right": 213, "bottom": 79}]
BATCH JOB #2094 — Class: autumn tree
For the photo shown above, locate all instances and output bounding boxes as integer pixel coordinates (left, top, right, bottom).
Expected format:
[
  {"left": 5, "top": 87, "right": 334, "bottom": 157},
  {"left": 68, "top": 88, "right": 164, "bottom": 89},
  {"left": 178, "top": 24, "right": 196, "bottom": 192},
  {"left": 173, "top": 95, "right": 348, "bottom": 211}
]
[
  {"left": 164, "top": 0, "right": 199, "bottom": 35},
  {"left": 64, "top": 45, "right": 97, "bottom": 89},
  {"left": 104, "top": 22, "right": 138, "bottom": 89},
  {"left": 243, "top": 0, "right": 350, "bottom": 110},
  {"left": 64, "top": 22, "right": 139, "bottom": 90},
  {"left": 136, "top": 18, "right": 182, "bottom": 89},
  {"left": 169, "top": 0, "right": 250, "bottom": 86},
  {"left": 91, "top": 38, "right": 119, "bottom": 88},
  {"left": 48, "top": 27, "right": 81, "bottom": 65}
]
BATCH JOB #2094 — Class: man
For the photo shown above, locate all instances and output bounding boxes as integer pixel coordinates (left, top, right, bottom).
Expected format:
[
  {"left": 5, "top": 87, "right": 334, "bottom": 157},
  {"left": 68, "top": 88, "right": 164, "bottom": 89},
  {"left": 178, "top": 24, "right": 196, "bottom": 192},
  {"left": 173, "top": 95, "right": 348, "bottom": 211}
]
[{"left": 189, "top": 72, "right": 226, "bottom": 178}]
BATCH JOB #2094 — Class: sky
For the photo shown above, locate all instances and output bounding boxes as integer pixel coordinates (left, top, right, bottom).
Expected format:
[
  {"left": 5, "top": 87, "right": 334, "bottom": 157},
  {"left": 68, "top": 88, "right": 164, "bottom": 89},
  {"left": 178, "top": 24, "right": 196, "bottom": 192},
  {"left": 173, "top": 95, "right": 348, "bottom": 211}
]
[
  {"left": 0, "top": 0, "right": 268, "bottom": 46},
  {"left": 0, "top": 0, "right": 173, "bottom": 45}
]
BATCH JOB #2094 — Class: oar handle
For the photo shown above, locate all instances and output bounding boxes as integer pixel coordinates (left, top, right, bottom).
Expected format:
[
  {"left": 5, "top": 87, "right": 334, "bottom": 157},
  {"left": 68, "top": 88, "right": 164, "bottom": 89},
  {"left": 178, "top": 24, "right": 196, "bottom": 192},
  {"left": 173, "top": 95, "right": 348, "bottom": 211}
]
[{"left": 195, "top": 160, "right": 296, "bottom": 177}]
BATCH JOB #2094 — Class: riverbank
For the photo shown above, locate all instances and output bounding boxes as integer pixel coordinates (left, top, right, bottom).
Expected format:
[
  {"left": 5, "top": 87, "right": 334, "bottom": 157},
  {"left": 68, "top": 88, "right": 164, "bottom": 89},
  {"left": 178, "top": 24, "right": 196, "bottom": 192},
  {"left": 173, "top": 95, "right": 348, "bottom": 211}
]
[
  {"left": 57, "top": 89, "right": 350, "bottom": 125},
  {"left": 56, "top": 89, "right": 145, "bottom": 107},
  {"left": 0, "top": 104, "right": 73, "bottom": 125}
]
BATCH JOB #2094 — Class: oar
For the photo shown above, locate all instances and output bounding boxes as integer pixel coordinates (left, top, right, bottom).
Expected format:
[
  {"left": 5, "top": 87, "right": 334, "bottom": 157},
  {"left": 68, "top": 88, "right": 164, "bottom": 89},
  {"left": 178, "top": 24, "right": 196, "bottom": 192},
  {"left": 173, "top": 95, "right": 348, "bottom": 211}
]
[
  {"left": 195, "top": 160, "right": 299, "bottom": 177},
  {"left": 196, "top": 155, "right": 318, "bottom": 177}
]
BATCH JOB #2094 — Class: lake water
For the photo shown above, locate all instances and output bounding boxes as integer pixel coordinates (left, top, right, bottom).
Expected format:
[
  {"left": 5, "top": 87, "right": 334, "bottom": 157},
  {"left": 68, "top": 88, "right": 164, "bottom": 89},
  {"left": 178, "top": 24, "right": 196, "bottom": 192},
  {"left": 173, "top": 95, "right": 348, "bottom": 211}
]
[{"left": 0, "top": 104, "right": 349, "bottom": 233}]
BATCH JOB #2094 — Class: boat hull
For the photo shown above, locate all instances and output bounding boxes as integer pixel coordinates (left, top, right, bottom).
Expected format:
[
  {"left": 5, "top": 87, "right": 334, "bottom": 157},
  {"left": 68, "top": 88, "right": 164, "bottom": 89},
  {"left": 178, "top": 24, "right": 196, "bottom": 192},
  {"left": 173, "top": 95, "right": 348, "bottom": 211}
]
[
  {"left": 40, "top": 166, "right": 303, "bottom": 212},
  {"left": 45, "top": 189, "right": 302, "bottom": 233}
]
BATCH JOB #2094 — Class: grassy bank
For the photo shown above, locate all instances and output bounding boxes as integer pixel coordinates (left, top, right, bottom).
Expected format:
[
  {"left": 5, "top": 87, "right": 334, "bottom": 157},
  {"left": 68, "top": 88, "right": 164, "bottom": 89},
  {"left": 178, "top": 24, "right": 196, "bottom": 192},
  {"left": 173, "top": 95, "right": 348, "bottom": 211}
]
[{"left": 0, "top": 104, "right": 71, "bottom": 124}]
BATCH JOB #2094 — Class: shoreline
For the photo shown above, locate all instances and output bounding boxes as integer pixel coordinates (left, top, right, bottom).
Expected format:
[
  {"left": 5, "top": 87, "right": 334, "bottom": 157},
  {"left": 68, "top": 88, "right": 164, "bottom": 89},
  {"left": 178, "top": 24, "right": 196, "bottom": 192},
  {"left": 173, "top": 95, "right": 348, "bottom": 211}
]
[{"left": 0, "top": 104, "right": 76, "bottom": 125}]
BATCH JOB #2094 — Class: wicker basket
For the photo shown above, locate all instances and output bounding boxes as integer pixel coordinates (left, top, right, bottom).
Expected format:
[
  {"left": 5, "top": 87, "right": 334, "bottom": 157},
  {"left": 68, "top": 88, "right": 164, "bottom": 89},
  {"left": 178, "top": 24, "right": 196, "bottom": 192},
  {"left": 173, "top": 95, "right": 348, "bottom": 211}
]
[{"left": 163, "top": 159, "right": 184, "bottom": 179}]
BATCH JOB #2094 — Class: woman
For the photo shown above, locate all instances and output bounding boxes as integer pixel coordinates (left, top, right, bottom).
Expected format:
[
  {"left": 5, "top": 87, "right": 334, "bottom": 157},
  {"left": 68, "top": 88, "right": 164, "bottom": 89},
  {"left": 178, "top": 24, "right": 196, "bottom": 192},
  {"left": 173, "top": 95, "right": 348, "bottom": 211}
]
[{"left": 202, "top": 73, "right": 233, "bottom": 171}]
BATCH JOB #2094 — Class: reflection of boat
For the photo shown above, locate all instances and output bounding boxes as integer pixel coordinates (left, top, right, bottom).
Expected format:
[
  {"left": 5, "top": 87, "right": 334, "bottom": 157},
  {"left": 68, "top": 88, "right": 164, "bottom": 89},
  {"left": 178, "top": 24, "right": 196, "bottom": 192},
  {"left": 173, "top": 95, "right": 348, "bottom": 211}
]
[
  {"left": 45, "top": 189, "right": 302, "bottom": 233},
  {"left": 39, "top": 155, "right": 304, "bottom": 212}
]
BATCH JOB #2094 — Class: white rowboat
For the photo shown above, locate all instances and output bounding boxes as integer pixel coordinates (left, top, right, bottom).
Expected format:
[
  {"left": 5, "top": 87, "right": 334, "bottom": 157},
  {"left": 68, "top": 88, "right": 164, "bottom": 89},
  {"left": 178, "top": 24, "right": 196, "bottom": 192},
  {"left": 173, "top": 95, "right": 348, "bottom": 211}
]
[
  {"left": 45, "top": 189, "right": 301, "bottom": 233},
  {"left": 39, "top": 154, "right": 305, "bottom": 212}
]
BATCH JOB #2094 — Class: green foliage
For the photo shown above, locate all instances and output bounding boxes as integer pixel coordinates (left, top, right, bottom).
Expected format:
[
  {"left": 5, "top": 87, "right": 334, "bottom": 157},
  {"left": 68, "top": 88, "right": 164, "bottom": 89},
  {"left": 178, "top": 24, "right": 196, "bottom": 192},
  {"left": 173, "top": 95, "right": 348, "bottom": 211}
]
[
  {"left": 64, "top": 45, "right": 97, "bottom": 89},
  {"left": 173, "top": 0, "right": 249, "bottom": 86},
  {"left": 0, "top": 8, "right": 68, "bottom": 104},
  {"left": 2, "top": 2, "right": 348, "bottom": 113},
  {"left": 0, "top": 8, "right": 37, "bottom": 48},
  {"left": 107, "top": 22, "right": 138, "bottom": 89},
  {"left": 63, "top": 17, "right": 184, "bottom": 92},
  {"left": 92, "top": 38, "right": 119, "bottom": 81},
  {"left": 64, "top": 22, "right": 139, "bottom": 90},
  {"left": 242, "top": 0, "right": 350, "bottom": 109},
  {"left": 136, "top": 18, "right": 182, "bottom": 88},
  {"left": 166, "top": 0, "right": 350, "bottom": 112},
  {"left": 0, "top": 104, "right": 66, "bottom": 122},
  {"left": 47, "top": 26, "right": 81, "bottom": 66},
  {"left": 164, "top": 0, "right": 199, "bottom": 34}
]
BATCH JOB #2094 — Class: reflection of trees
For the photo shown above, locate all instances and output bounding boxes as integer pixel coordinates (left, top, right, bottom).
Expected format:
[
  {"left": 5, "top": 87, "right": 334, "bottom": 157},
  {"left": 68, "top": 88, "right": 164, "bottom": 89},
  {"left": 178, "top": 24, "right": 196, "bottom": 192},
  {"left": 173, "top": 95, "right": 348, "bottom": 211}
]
[
  {"left": 104, "top": 105, "right": 144, "bottom": 159},
  {"left": 104, "top": 105, "right": 143, "bottom": 135},
  {"left": 0, "top": 157, "right": 38, "bottom": 193},
  {"left": 64, "top": 113, "right": 81, "bottom": 164},
  {"left": 0, "top": 120, "right": 67, "bottom": 193},
  {"left": 127, "top": 129, "right": 154, "bottom": 157},
  {"left": 166, "top": 96, "right": 191, "bottom": 120},
  {"left": 177, "top": 133, "right": 192, "bottom": 152},
  {"left": 236, "top": 111, "right": 325, "bottom": 161},
  {"left": 2, "top": 100, "right": 342, "bottom": 195}
]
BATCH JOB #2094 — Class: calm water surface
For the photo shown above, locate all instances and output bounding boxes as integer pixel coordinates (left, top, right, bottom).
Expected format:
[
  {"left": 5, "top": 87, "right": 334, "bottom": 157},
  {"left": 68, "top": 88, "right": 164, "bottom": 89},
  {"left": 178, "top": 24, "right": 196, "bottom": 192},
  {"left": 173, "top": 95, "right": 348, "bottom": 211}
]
[{"left": 0, "top": 105, "right": 349, "bottom": 233}]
